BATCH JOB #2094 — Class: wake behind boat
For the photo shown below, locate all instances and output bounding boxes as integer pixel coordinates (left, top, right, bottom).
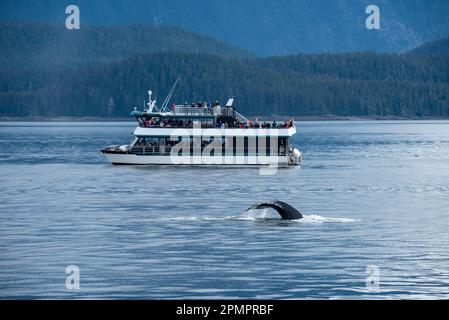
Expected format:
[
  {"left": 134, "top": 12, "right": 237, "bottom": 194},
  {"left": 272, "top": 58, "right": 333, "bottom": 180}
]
[{"left": 102, "top": 82, "right": 301, "bottom": 166}]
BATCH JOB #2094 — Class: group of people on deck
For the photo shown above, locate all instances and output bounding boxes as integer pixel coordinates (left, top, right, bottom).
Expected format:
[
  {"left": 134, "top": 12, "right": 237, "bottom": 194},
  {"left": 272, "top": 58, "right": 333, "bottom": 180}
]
[
  {"left": 171, "top": 101, "right": 221, "bottom": 114},
  {"left": 143, "top": 118, "right": 214, "bottom": 128},
  {"left": 142, "top": 117, "right": 294, "bottom": 129},
  {"left": 240, "top": 118, "right": 295, "bottom": 129}
]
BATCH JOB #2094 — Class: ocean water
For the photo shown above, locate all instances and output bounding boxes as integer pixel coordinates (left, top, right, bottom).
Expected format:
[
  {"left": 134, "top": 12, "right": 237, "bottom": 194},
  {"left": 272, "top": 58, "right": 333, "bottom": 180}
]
[{"left": 1, "top": 121, "right": 449, "bottom": 299}]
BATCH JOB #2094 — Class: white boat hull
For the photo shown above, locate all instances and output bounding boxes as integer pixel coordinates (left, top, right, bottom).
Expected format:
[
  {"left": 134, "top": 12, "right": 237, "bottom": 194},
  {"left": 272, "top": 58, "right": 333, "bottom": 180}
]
[{"left": 103, "top": 152, "right": 292, "bottom": 166}]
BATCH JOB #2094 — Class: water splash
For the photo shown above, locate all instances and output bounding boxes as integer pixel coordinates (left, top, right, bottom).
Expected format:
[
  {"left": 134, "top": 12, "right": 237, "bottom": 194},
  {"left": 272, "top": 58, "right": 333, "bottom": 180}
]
[
  {"left": 242, "top": 208, "right": 279, "bottom": 220},
  {"left": 160, "top": 212, "right": 356, "bottom": 223},
  {"left": 298, "top": 214, "right": 356, "bottom": 223}
]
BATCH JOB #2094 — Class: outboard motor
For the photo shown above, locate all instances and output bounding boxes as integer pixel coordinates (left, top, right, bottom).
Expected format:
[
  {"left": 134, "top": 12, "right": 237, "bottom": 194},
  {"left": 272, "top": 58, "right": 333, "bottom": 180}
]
[{"left": 288, "top": 147, "right": 302, "bottom": 165}]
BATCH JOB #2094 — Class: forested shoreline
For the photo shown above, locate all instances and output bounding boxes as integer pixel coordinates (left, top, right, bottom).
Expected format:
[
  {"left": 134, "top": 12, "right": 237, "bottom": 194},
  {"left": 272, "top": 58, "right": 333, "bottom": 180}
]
[{"left": 1, "top": 23, "right": 448, "bottom": 118}]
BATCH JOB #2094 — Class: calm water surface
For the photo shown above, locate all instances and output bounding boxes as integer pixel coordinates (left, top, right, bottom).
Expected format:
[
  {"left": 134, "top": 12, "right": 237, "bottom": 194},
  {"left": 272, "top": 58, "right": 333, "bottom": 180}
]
[{"left": 1, "top": 121, "right": 449, "bottom": 299}]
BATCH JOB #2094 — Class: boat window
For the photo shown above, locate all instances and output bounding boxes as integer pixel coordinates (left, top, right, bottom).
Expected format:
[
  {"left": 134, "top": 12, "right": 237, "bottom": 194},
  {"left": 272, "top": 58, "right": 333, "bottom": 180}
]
[
  {"left": 130, "top": 136, "right": 138, "bottom": 147},
  {"left": 256, "top": 136, "right": 259, "bottom": 156},
  {"left": 247, "top": 137, "right": 256, "bottom": 156},
  {"left": 221, "top": 136, "right": 226, "bottom": 155},
  {"left": 244, "top": 137, "right": 248, "bottom": 156},
  {"left": 278, "top": 137, "right": 287, "bottom": 146},
  {"left": 278, "top": 137, "right": 287, "bottom": 155},
  {"left": 266, "top": 137, "right": 270, "bottom": 156}
]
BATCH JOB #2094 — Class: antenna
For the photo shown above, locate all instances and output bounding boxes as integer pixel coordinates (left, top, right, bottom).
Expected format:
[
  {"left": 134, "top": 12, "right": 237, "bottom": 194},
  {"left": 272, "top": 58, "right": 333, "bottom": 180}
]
[
  {"left": 161, "top": 76, "right": 181, "bottom": 112},
  {"left": 147, "top": 89, "right": 158, "bottom": 112}
]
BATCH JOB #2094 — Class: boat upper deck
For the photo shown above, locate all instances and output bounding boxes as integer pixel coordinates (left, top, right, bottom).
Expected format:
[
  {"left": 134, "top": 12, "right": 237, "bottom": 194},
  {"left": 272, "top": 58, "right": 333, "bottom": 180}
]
[
  {"left": 130, "top": 92, "right": 295, "bottom": 136},
  {"left": 133, "top": 125, "right": 296, "bottom": 137},
  {"left": 132, "top": 105, "right": 294, "bottom": 130}
]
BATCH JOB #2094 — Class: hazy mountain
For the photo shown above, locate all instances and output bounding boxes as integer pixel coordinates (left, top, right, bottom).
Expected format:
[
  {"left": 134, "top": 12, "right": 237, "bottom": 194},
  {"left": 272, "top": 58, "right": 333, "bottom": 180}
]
[
  {"left": 1, "top": 0, "right": 449, "bottom": 56},
  {"left": 0, "top": 23, "right": 252, "bottom": 71},
  {"left": 409, "top": 36, "right": 449, "bottom": 55}
]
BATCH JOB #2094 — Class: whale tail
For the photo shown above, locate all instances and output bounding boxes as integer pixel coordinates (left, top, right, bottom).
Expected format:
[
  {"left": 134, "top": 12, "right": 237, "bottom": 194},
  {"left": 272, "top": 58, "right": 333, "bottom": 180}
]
[{"left": 246, "top": 201, "right": 303, "bottom": 220}]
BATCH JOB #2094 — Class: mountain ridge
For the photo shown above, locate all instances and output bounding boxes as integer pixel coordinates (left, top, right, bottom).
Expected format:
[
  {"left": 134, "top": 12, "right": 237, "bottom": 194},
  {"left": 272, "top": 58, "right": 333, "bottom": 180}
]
[
  {"left": 0, "top": 22, "right": 253, "bottom": 71},
  {"left": 408, "top": 36, "right": 449, "bottom": 55},
  {"left": 0, "top": 23, "right": 448, "bottom": 118},
  {"left": 1, "top": 0, "right": 449, "bottom": 55}
]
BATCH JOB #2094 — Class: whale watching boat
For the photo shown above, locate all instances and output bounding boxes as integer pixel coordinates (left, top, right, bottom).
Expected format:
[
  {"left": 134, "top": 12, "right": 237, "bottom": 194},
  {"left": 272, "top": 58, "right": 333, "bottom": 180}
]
[{"left": 102, "top": 81, "right": 301, "bottom": 166}]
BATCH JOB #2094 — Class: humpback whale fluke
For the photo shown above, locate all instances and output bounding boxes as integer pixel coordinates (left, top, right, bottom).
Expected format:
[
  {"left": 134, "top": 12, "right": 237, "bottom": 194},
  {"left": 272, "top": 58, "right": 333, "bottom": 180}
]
[{"left": 246, "top": 201, "right": 303, "bottom": 220}]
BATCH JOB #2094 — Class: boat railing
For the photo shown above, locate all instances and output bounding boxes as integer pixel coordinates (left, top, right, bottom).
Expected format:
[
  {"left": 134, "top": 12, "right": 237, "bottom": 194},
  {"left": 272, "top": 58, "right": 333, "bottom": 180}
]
[
  {"left": 130, "top": 145, "right": 286, "bottom": 156},
  {"left": 130, "top": 146, "right": 170, "bottom": 155},
  {"left": 140, "top": 122, "right": 216, "bottom": 129},
  {"left": 139, "top": 122, "right": 295, "bottom": 129},
  {"left": 172, "top": 105, "right": 215, "bottom": 116},
  {"left": 171, "top": 105, "right": 236, "bottom": 117},
  {"left": 233, "top": 110, "right": 249, "bottom": 123}
]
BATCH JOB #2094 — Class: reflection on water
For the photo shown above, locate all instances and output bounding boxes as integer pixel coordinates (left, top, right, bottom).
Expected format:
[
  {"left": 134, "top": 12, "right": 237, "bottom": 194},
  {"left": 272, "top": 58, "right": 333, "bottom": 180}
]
[{"left": 1, "top": 121, "right": 449, "bottom": 299}]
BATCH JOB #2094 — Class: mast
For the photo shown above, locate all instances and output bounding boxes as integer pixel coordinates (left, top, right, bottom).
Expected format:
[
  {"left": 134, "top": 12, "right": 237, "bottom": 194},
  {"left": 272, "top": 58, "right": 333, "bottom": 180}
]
[{"left": 161, "top": 76, "right": 180, "bottom": 112}]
